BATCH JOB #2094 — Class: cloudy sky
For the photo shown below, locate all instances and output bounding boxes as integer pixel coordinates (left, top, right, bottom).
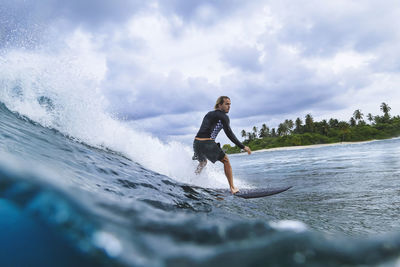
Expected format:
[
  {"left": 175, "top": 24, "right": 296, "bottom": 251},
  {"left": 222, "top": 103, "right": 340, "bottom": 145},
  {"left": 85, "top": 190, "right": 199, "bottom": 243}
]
[{"left": 2, "top": 0, "right": 400, "bottom": 145}]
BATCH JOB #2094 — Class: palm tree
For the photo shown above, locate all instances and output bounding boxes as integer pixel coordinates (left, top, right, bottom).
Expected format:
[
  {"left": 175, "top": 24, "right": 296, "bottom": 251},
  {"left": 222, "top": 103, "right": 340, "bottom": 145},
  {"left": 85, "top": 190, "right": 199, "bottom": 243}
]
[
  {"left": 259, "top": 124, "right": 269, "bottom": 138},
  {"left": 294, "top": 117, "right": 303, "bottom": 134},
  {"left": 338, "top": 121, "right": 350, "bottom": 142},
  {"left": 350, "top": 117, "right": 356, "bottom": 127},
  {"left": 271, "top": 128, "right": 277, "bottom": 137},
  {"left": 241, "top": 129, "right": 247, "bottom": 140},
  {"left": 373, "top": 115, "right": 381, "bottom": 124},
  {"left": 353, "top": 109, "right": 365, "bottom": 126},
  {"left": 329, "top": 118, "right": 339, "bottom": 128},
  {"left": 285, "top": 119, "right": 294, "bottom": 133},
  {"left": 319, "top": 119, "right": 329, "bottom": 135},
  {"left": 277, "top": 123, "right": 288, "bottom": 136},
  {"left": 353, "top": 109, "right": 363, "bottom": 121},
  {"left": 367, "top": 113, "right": 373, "bottom": 124},
  {"left": 380, "top": 102, "right": 391, "bottom": 119},
  {"left": 305, "top": 114, "right": 314, "bottom": 133},
  {"left": 247, "top": 132, "right": 253, "bottom": 141},
  {"left": 252, "top": 126, "right": 258, "bottom": 139}
]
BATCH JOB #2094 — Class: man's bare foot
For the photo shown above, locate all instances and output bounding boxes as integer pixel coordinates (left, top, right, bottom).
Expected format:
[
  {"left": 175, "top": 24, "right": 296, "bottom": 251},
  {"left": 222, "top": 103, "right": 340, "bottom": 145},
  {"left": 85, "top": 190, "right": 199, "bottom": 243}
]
[{"left": 230, "top": 187, "right": 239, "bottom": 194}]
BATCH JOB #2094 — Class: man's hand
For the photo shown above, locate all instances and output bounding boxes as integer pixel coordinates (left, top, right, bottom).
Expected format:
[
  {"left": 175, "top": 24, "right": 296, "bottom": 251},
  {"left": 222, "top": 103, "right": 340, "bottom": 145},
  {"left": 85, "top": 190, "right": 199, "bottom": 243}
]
[{"left": 244, "top": 146, "right": 252, "bottom": 155}]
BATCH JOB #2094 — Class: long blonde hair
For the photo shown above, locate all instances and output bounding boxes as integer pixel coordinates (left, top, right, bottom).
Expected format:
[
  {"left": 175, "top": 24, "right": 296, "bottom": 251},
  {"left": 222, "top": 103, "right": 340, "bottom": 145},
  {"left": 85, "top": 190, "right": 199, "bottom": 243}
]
[{"left": 214, "top": 96, "right": 230, "bottom": 110}]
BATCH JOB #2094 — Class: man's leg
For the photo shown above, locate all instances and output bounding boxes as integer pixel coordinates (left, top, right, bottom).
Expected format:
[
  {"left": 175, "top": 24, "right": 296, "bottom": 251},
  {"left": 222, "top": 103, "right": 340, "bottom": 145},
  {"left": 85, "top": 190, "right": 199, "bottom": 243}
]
[
  {"left": 195, "top": 160, "right": 207, "bottom": 175},
  {"left": 220, "top": 155, "right": 239, "bottom": 194}
]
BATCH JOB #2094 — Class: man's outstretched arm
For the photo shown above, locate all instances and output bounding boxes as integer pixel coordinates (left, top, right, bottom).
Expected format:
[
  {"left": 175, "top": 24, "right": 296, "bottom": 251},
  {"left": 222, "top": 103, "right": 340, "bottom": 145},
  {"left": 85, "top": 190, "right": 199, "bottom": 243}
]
[{"left": 221, "top": 115, "right": 251, "bottom": 154}]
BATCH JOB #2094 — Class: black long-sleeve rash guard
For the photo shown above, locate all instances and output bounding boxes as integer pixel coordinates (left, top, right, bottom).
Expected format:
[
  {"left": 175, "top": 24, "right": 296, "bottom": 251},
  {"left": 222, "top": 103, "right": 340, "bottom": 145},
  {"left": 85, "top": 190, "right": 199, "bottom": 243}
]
[{"left": 195, "top": 110, "right": 245, "bottom": 149}]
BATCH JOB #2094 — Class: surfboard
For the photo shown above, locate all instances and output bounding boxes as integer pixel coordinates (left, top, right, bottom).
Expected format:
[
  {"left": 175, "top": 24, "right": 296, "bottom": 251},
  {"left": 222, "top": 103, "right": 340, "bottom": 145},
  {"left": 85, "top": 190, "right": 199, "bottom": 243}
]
[{"left": 234, "top": 186, "right": 292, "bottom": 199}]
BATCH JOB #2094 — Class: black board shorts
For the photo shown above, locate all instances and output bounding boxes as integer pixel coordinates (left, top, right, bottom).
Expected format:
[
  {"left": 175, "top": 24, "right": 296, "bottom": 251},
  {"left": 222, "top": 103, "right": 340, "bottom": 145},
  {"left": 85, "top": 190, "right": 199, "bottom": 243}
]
[{"left": 192, "top": 139, "right": 225, "bottom": 163}]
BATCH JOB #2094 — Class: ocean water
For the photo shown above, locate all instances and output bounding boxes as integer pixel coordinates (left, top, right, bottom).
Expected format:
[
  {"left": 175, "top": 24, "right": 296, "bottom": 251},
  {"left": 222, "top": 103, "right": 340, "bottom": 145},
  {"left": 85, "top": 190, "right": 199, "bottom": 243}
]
[{"left": 1, "top": 52, "right": 400, "bottom": 266}]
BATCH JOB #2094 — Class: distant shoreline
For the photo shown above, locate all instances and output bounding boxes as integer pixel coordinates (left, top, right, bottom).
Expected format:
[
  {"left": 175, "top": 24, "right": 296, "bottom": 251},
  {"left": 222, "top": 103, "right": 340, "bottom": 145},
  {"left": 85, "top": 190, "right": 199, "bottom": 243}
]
[
  {"left": 225, "top": 103, "right": 400, "bottom": 155},
  {"left": 235, "top": 140, "right": 377, "bottom": 154}
]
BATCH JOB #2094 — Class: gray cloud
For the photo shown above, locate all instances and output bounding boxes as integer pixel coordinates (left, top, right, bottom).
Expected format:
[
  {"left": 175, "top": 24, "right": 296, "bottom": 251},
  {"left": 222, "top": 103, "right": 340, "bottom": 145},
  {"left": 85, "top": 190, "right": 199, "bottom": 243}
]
[
  {"left": 54, "top": 0, "right": 145, "bottom": 27},
  {"left": 103, "top": 65, "right": 217, "bottom": 120},
  {"left": 225, "top": 79, "right": 345, "bottom": 120},
  {"left": 131, "top": 112, "right": 203, "bottom": 138},
  {"left": 272, "top": 1, "right": 400, "bottom": 57},
  {"left": 221, "top": 45, "right": 262, "bottom": 72},
  {"left": 0, "top": 0, "right": 147, "bottom": 48},
  {"left": 157, "top": 0, "right": 246, "bottom": 26}
]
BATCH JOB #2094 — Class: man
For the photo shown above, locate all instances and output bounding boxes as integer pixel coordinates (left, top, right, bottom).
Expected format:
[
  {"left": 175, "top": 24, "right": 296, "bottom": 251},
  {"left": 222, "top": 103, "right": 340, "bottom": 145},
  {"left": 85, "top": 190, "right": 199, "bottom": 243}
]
[{"left": 193, "top": 96, "right": 251, "bottom": 194}]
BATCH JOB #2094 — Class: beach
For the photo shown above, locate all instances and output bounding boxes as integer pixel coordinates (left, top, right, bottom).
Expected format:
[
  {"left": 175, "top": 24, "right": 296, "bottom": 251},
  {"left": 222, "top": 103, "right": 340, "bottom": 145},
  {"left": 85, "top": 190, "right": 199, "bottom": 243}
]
[{"left": 249, "top": 140, "right": 377, "bottom": 153}]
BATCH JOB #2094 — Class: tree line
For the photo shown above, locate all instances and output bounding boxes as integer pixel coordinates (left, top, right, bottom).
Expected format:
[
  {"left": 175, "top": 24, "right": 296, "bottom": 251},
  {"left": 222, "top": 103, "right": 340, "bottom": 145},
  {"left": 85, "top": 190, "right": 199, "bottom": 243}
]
[{"left": 224, "top": 102, "right": 400, "bottom": 153}]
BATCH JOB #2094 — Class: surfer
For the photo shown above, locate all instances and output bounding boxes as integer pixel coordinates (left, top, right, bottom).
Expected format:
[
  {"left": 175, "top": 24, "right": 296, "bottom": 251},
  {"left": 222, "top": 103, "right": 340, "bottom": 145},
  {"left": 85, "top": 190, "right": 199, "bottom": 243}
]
[{"left": 193, "top": 96, "right": 251, "bottom": 194}]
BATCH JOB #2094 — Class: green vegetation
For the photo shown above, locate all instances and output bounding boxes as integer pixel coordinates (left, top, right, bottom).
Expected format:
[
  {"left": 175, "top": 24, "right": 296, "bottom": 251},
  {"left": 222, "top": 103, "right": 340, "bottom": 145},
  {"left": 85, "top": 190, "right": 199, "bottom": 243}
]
[{"left": 224, "top": 102, "right": 400, "bottom": 154}]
